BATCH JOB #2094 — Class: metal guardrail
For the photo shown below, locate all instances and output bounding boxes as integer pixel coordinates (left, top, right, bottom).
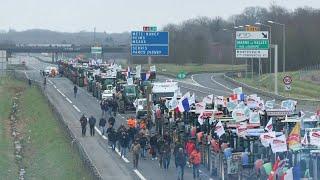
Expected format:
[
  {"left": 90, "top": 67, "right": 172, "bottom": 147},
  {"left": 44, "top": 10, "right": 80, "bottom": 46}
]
[
  {"left": 223, "top": 73, "right": 320, "bottom": 106},
  {"left": 8, "top": 70, "right": 102, "bottom": 180}
]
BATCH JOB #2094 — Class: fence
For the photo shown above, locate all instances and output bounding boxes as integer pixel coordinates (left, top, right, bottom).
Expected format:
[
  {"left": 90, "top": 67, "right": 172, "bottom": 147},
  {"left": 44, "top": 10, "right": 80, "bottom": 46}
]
[
  {"left": 7, "top": 70, "right": 102, "bottom": 180},
  {"left": 299, "top": 64, "right": 320, "bottom": 82}
]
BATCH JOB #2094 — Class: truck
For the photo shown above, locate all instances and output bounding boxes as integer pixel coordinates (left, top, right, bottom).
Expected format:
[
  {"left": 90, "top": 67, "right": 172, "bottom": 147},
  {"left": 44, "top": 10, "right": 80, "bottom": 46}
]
[{"left": 152, "top": 81, "right": 182, "bottom": 103}]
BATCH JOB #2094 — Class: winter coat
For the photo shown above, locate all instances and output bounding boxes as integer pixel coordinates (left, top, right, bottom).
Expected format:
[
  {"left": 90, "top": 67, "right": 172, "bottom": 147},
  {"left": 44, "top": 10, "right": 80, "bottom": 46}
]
[
  {"left": 175, "top": 151, "right": 187, "bottom": 167},
  {"left": 139, "top": 136, "right": 148, "bottom": 148},
  {"left": 132, "top": 143, "right": 141, "bottom": 156},
  {"left": 89, "top": 116, "right": 96, "bottom": 126},
  {"left": 119, "top": 132, "right": 129, "bottom": 148},
  {"left": 150, "top": 135, "right": 157, "bottom": 146},
  {"left": 80, "top": 116, "right": 87, "bottom": 127},
  {"left": 99, "top": 118, "right": 107, "bottom": 127},
  {"left": 108, "top": 117, "right": 115, "bottom": 125},
  {"left": 107, "top": 128, "right": 117, "bottom": 142},
  {"left": 185, "top": 141, "right": 195, "bottom": 156},
  {"left": 190, "top": 150, "right": 201, "bottom": 165}
]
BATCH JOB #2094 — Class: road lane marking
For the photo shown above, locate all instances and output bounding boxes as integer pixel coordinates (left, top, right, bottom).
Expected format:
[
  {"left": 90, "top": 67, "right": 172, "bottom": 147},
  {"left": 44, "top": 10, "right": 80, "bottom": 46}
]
[
  {"left": 53, "top": 85, "right": 57, "bottom": 88},
  {"left": 73, "top": 105, "right": 81, "bottom": 112},
  {"left": 66, "top": 97, "right": 72, "bottom": 104},
  {"left": 210, "top": 74, "right": 233, "bottom": 91},
  {"left": 115, "top": 148, "right": 130, "bottom": 163},
  {"left": 190, "top": 75, "right": 205, "bottom": 88},
  {"left": 133, "top": 169, "right": 147, "bottom": 180},
  {"left": 94, "top": 126, "right": 107, "bottom": 140},
  {"left": 47, "top": 79, "right": 53, "bottom": 85},
  {"left": 56, "top": 89, "right": 66, "bottom": 97}
]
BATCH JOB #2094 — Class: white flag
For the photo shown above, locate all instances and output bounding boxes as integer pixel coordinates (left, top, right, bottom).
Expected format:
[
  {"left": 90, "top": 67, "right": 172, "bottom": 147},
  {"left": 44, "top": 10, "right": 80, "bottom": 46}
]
[
  {"left": 301, "top": 133, "right": 308, "bottom": 145},
  {"left": 188, "top": 93, "right": 196, "bottom": 105},
  {"left": 265, "top": 118, "right": 273, "bottom": 132},
  {"left": 271, "top": 134, "right": 288, "bottom": 153},
  {"left": 260, "top": 131, "right": 276, "bottom": 147},
  {"left": 203, "top": 94, "right": 213, "bottom": 104},
  {"left": 195, "top": 102, "right": 206, "bottom": 114},
  {"left": 215, "top": 121, "right": 225, "bottom": 138},
  {"left": 236, "top": 123, "right": 247, "bottom": 137}
]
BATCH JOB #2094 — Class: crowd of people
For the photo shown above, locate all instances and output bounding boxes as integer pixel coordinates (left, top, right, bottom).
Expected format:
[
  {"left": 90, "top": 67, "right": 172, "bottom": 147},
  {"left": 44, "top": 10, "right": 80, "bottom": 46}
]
[{"left": 79, "top": 107, "right": 204, "bottom": 180}]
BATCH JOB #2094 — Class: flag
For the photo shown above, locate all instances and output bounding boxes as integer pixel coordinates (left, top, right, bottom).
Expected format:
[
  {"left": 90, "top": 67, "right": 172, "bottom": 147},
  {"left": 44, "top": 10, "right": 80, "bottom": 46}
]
[
  {"left": 299, "top": 111, "right": 305, "bottom": 118},
  {"left": 233, "top": 87, "right": 243, "bottom": 95},
  {"left": 265, "top": 118, "right": 273, "bottom": 132},
  {"left": 135, "top": 65, "right": 141, "bottom": 78},
  {"left": 195, "top": 102, "right": 206, "bottom": 114},
  {"left": 281, "top": 167, "right": 293, "bottom": 180},
  {"left": 271, "top": 134, "right": 287, "bottom": 153},
  {"left": 236, "top": 123, "right": 247, "bottom": 137},
  {"left": 126, "top": 66, "right": 131, "bottom": 78},
  {"left": 310, "top": 131, "right": 320, "bottom": 147},
  {"left": 178, "top": 92, "right": 190, "bottom": 112},
  {"left": 249, "top": 111, "right": 260, "bottom": 124},
  {"left": 150, "top": 65, "right": 156, "bottom": 72},
  {"left": 260, "top": 131, "right": 276, "bottom": 147},
  {"left": 237, "top": 93, "right": 245, "bottom": 101},
  {"left": 268, "top": 157, "right": 280, "bottom": 180},
  {"left": 189, "top": 93, "right": 196, "bottom": 105},
  {"left": 301, "top": 133, "right": 308, "bottom": 145},
  {"left": 215, "top": 96, "right": 224, "bottom": 105},
  {"left": 287, "top": 122, "right": 301, "bottom": 150},
  {"left": 215, "top": 121, "right": 225, "bottom": 138},
  {"left": 229, "top": 94, "right": 237, "bottom": 102},
  {"left": 203, "top": 94, "right": 213, "bottom": 104},
  {"left": 168, "top": 94, "right": 178, "bottom": 110}
]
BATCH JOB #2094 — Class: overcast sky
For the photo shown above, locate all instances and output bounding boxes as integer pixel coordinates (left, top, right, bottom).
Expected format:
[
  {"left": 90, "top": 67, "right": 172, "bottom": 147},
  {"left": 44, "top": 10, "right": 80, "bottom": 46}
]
[{"left": 0, "top": 0, "right": 319, "bottom": 33}]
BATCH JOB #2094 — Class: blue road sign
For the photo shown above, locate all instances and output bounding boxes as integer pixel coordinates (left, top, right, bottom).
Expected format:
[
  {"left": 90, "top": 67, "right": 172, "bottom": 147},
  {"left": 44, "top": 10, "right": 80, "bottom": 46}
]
[
  {"left": 131, "top": 45, "right": 168, "bottom": 56},
  {"left": 131, "top": 31, "right": 169, "bottom": 45}
]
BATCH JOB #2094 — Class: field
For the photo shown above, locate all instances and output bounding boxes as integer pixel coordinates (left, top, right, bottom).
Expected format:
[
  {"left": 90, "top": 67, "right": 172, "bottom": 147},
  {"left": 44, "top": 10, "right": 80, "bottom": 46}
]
[
  {"left": 0, "top": 77, "right": 92, "bottom": 180},
  {"left": 141, "top": 63, "right": 246, "bottom": 76},
  {"left": 235, "top": 71, "right": 320, "bottom": 100}
]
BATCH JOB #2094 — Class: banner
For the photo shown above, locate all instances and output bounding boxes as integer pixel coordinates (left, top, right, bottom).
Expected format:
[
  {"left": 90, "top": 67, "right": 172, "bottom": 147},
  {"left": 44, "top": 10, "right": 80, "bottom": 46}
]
[
  {"left": 265, "top": 118, "right": 273, "bottom": 132},
  {"left": 227, "top": 101, "right": 237, "bottom": 112},
  {"left": 150, "top": 65, "right": 156, "bottom": 72},
  {"left": 287, "top": 123, "right": 301, "bottom": 151},
  {"left": 265, "top": 99, "right": 275, "bottom": 109},
  {"left": 271, "top": 134, "right": 287, "bottom": 153},
  {"left": 195, "top": 102, "right": 206, "bottom": 114},
  {"left": 127, "top": 77, "right": 133, "bottom": 85},
  {"left": 215, "top": 121, "right": 225, "bottom": 138},
  {"left": 281, "top": 100, "right": 296, "bottom": 111},
  {"left": 232, "top": 108, "right": 247, "bottom": 122},
  {"left": 310, "top": 131, "right": 320, "bottom": 147},
  {"left": 236, "top": 123, "right": 247, "bottom": 137},
  {"left": 215, "top": 96, "right": 224, "bottom": 106},
  {"left": 203, "top": 94, "right": 213, "bottom": 104},
  {"left": 249, "top": 111, "right": 260, "bottom": 124},
  {"left": 135, "top": 65, "right": 141, "bottom": 78},
  {"left": 260, "top": 131, "right": 276, "bottom": 147}
]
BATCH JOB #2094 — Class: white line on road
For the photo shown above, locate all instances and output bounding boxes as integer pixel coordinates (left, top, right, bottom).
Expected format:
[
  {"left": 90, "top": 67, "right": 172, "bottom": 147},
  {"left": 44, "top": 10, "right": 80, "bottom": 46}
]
[
  {"left": 210, "top": 75, "right": 233, "bottom": 91},
  {"left": 190, "top": 75, "right": 205, "bottom": 88},
  {"left": 73, "top": 105, "right": 81, "bottom": 112},
  {"left": 115, "top": 148, "right": 130, "bottom": 163},
  {"left": 133, "top": 169, "right": 147, "bottom": 180},
  {"left": 47, "top": 79, "right": 53, "bottom": 85},
  {"left": 53, "top": 85, "right": 57, "bottom": 88},
  {"left": 66, "top": 97, "right": 72, "bottom": 104},
  {"left": 94, "top": 126, "right": 107, "bottom": 140},
  {"left": 56, "top": 89, "right": 66, "bottom": 97}
]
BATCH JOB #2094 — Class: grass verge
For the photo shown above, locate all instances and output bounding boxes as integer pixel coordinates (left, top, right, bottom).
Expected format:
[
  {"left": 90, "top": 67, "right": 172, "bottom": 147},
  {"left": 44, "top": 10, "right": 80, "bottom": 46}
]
[
  {"left": 0, "top": 76, "right": 92, "bottom": 180},
  {"left": 235, "top": 71, "right": 320, "bottom": 100},
  {"left": 141, "top": 63, "right": 246, "bottom": 76}
]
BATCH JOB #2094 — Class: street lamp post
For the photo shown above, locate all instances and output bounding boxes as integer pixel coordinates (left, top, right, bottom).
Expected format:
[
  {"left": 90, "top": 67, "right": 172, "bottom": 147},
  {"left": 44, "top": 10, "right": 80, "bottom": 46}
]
[
  {"left": 223, "top": 27, "right": 238, "bottom": 75},
  {"left": 268, "top": 20, "right": 286, "bottom": 73}
]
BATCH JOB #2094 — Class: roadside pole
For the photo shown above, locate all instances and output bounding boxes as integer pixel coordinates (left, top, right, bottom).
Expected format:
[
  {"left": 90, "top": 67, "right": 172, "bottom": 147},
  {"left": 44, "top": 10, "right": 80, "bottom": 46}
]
[
  {"left": 273, "top": 44, "right": 278, "bottom": 95},
  {"left": 245, "top": 59, "right": 248, "bottom": 78},
  {"left": 251, "top": 58, "right": 253, "bottom": 79}
]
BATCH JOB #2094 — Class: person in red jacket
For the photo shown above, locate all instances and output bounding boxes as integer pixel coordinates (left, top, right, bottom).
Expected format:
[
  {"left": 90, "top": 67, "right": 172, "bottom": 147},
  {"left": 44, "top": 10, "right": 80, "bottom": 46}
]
[
  {"left": 189, "top": 148, "right": 201, "bottom": 179},
  {"left": 185, "top": 139, "right": 195, "bottom": 167}
]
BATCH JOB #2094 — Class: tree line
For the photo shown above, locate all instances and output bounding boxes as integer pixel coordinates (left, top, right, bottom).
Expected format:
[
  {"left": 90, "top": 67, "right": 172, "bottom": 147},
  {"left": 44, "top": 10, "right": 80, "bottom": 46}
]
[{"left": 147, "top": 5, "right": 320, "bottom": 72}]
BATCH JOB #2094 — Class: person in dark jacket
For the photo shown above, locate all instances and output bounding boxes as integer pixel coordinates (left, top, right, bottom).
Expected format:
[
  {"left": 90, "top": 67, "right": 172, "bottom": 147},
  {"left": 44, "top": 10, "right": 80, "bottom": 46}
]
[
  {"left": 88, "top": 115, "right": 96, "bottom": 136},
  {"left": 163, "top": 142, "right": 171, "bottom": 170},
  {"left": 108, "top": 116, "right": 115, "bottom": 127},
  {"left": 139, "top": 134, "right": 148, "bottom": 159},
  {"left": 112, "top": 98, "right": 118, "bottom": 117},
  {"left": 73, "top": 85, "right": 78, "bottom": 98},
  {"left": 100, "top": 100, "right": 105, "bottom": 117},
  {"left": 150, "top": 133, "right": 158, "bottom": 160},
  {"left": 175, "top": 148, "right": 187, "bottom": 180},
  {"left": 119, "top": 130, "right": 129, "bottom": 157},
  {"left": 99, "top": 117, "right": 107, "bottom": 135},
  {"left": 157, "top": 137, "right": 165, "bottom": 168},
  {"left": 107, "top": 125, "right": 117, "bottom": 150},
  {"left": 128, "top": 127, "right": 136, "bottom": 149},
  {"left": 79, "top": 114, "right": 87, "bottom": 136}
]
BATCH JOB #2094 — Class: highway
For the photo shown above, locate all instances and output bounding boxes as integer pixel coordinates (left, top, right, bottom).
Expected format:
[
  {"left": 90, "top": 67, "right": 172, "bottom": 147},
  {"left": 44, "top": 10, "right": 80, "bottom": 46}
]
[
  {"left": 18, "top": 56, "right": 213, "bottom": 180},
  {"left": 15, "top": 55, "right": 318, "bottom": 180}
]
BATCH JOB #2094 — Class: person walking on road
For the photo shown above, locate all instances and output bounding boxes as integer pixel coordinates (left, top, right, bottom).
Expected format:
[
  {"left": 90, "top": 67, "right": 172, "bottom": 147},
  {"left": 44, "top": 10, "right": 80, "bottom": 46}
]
[
  {"left": 175, "top": 148, "right": 187, "bottom": 180},
  {"left": 150, "top": 133, "right": 158, "bottom": 160},
  {"left": 80, "top": 114, "right": 87, "bottom": 137},
  {"left": 190, "top": 147, "right": 201, "bottom": 179},
  {"left": 119, "top": 130, "right": 129, "bottom": 157},
  {"left": 99, "top": 117, "right": 107, "bottom": 135},
  {"left": 73, "top": 85, "right": 78, "bottom": 98},
  {"left": 108, "top": 116, "right": 115, "bottom": 127},
  {"left": 43, "top": 77, "right": 47, "bottom": 89},
  {"left": 163, "top": 142, "right": 171, "bottom": 171},
  {"left": 100, "top": 100, "right": 105, "bottom": 117},
  {"left": 28, "top": 79, "right": 32, "bottom": 87},
  {"left": 132, "top": 140, "right": 141, "bottom": 169},
  {"left": 107, "top": 125, "right": 117, "bottom": 150},
  {"left": 88, "top": 115, "right": 96, "bottom": 136}
]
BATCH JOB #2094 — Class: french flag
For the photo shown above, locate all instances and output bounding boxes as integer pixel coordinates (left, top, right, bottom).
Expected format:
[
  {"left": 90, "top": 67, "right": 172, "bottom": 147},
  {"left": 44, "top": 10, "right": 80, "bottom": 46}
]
[
  {"left": 178, "top": 92, "right": 190, "bottom": 112},
  {"left": 237, "top": 93, "right": 245, "bottom": 101}
]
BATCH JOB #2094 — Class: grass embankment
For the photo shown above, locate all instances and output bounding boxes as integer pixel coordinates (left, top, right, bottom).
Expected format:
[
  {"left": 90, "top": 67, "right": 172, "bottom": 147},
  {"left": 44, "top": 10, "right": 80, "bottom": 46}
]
[
  {"left": 235, "top": 71, "right": 320, "bottom": 100},
  {"left": 141, "top": 63, "right": 246, "bottom": 76},
  {"left": 0, "top": 77, "right": 92, "bottom": 179}
]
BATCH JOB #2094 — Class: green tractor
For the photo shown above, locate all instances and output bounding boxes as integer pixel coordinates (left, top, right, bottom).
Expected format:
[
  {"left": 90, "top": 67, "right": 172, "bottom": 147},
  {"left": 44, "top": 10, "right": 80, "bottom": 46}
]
[{"left": 118, "top": 84, "right": 138, "bottom": 113}]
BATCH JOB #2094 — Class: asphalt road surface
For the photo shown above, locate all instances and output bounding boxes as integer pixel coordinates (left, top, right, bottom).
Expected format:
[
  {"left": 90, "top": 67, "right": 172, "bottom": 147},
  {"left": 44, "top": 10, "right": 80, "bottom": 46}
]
[{"left": 17, "top": 56, "right": 213, "bottom": 180}]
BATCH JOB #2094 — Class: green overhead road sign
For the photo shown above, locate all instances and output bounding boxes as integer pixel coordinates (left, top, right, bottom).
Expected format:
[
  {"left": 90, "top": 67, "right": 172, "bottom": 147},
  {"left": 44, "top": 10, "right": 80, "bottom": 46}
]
[
  {"left": 91, "top": 46, "right": 102, "bottom": 54},
  {"left": 235, "top": 39, "right": 269, "bottom": 49},
  {"left": 177, "top": 71, "right": 186, "bottom": 79}
]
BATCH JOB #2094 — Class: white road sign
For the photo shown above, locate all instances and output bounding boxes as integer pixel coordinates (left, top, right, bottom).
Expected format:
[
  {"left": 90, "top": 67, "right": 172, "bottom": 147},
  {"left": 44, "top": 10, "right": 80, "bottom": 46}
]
[
  {"left": 285, "top": 84, "right": 291, "bottom": 91},
  {"left": 236, "top": 50, "right": 268, "bottom": 58},
  {"left": 236, "top": 31, "right": 269, "bottom": 40}
]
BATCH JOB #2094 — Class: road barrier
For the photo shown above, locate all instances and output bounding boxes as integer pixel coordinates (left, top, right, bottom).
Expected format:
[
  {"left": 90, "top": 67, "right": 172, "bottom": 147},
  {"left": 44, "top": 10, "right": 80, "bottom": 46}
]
[{"left": 224, "top": 72, "right": 320, "bottom": 106}]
